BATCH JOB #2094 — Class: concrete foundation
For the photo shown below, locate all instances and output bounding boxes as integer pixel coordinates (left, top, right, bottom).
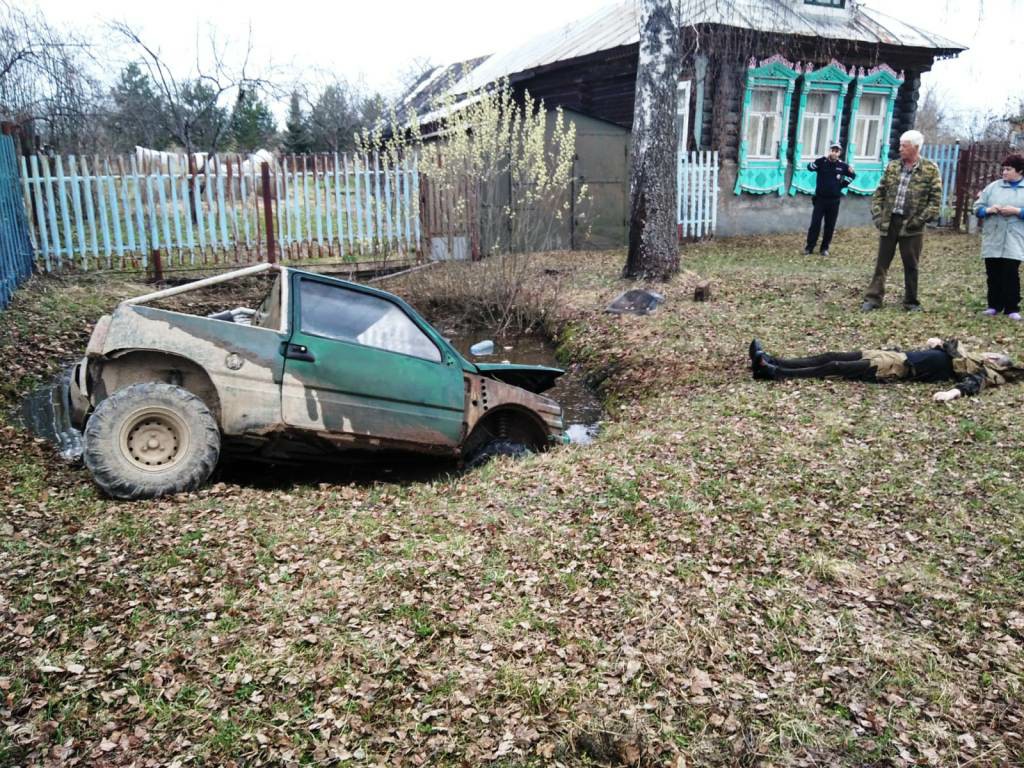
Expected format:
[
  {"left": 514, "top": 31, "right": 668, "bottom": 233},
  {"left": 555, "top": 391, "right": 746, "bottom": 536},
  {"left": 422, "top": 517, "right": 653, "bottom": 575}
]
[{"left": 715, "top": 160, "right": 874, "bottom": 238}]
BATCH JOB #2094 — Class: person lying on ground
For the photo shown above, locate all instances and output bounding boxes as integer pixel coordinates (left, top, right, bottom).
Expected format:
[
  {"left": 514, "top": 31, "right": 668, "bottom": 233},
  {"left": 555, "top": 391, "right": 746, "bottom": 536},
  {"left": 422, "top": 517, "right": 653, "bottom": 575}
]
[{"left": 749, "top": 338, "right": 1023, "bottom": 401}]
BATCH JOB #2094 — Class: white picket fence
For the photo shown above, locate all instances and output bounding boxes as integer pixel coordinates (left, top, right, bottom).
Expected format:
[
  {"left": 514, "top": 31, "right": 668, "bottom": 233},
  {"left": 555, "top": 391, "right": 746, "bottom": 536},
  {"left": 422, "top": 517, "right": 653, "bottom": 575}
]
[
  {"left": 677, "top": 150, "right": 719, "bottom": 238},
  {"left": 19, "top": 152, "right": 421, "bottom": 272}
]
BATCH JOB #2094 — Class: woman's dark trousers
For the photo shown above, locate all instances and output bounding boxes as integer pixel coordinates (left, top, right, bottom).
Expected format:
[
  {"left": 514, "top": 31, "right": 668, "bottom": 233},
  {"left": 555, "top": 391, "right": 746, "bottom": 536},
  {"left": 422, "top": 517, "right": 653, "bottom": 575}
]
[{"left": 985, "top": 257, "right": 1021, "bottom": 314}]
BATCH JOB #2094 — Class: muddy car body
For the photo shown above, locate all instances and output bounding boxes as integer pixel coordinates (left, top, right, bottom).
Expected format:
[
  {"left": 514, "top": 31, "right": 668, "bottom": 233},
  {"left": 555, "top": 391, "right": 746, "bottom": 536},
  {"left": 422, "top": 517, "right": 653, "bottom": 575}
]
[{"left": 69, "top": 263, "right": 565, "bottom": 499}]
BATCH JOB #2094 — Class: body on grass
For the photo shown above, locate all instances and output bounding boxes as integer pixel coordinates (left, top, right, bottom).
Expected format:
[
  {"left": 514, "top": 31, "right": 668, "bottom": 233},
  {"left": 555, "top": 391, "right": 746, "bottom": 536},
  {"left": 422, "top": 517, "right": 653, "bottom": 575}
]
[{"left": 749, "top": 337, "right": 1022, "bottom": 402}]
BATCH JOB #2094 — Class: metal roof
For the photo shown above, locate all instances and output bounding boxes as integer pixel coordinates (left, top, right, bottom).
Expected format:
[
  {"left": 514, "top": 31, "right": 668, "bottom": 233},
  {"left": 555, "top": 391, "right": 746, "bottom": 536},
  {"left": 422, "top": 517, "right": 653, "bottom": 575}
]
[{"left": 448, "top": 0, "right": 967, "bottom": 96}]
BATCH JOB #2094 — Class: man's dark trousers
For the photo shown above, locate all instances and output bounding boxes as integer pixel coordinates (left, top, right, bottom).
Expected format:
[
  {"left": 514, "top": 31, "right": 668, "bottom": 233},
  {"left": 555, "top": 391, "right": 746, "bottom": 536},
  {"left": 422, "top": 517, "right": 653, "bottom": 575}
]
[
  {"left": 865, "top": 214, "right": 923, "bottom": 308},
  {"left": 806, "top": 196, "right": 841, "bottom": 252}
]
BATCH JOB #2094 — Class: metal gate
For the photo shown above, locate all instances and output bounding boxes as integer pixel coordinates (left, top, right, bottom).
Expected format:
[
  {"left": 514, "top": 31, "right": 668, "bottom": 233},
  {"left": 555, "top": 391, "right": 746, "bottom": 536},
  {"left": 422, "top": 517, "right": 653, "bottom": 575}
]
[
  {"left": 419, "top": 173, "right": 480, "bottom": 261},
  {"left": 954, "top": 141, "right": 1011, "bottom": 231},
  {"left": 0, "top": 127, "right": 34, "bottom": 310}
]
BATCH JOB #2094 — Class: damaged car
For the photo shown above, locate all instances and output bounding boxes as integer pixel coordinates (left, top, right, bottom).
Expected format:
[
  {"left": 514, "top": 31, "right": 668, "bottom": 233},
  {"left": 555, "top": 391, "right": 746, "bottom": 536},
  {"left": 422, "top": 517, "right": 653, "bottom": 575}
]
[{"left": 67, "top": 263, "right": 566, "bottom": 499}]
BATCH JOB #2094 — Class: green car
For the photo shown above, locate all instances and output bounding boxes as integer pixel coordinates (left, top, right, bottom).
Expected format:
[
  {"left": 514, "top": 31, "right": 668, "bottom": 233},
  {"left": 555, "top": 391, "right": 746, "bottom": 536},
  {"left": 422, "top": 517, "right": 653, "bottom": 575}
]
[{"left": 68, "top": 264, "right": 565, "bottom": 499}]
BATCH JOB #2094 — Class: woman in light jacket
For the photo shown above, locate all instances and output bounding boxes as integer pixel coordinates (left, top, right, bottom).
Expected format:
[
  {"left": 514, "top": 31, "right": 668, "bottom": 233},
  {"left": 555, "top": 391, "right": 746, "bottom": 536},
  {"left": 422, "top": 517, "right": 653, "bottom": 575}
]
[{"left": 975, "top": 153, "right": 1024, "bottom": 320}]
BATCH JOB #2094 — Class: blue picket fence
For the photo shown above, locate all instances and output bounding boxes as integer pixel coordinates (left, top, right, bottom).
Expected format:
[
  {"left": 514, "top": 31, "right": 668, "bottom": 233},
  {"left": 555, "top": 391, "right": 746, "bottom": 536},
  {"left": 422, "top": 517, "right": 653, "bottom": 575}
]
[
  {"left": 922, "top": 142, "right": 960, "bottom": 226},
  {"left": 19, "top": 151, "right": 421, "bottom": 272},
  {"left": 0, "top": 132, "right": 35, "bottom": 310}
]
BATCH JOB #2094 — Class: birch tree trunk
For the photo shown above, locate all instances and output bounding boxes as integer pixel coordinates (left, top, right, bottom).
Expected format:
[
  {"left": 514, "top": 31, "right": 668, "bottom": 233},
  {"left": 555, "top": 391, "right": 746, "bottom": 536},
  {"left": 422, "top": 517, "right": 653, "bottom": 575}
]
[{"left": 623, "top": 0, "right": 680, "bottom": 280}]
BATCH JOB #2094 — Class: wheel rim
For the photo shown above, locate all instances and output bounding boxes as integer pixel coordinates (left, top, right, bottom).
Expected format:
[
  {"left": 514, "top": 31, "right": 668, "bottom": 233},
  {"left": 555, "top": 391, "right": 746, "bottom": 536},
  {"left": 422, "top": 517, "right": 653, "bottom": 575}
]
[{"left": 119, "top": 407, "right": 191, "bottom": 472}]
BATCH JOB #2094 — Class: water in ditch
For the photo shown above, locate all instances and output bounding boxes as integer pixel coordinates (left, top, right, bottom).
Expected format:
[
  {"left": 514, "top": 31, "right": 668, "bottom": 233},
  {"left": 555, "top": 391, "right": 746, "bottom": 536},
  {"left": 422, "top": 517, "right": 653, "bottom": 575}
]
[{"left": 13, "top": 368, "right": 84, "bottom": 461}]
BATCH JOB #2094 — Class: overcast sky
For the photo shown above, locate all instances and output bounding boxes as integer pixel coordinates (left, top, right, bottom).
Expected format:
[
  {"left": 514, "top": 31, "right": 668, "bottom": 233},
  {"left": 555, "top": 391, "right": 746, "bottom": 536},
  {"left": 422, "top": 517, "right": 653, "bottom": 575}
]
[{"left": 29, "top": 0, "right": 1024, "bottom": 125}]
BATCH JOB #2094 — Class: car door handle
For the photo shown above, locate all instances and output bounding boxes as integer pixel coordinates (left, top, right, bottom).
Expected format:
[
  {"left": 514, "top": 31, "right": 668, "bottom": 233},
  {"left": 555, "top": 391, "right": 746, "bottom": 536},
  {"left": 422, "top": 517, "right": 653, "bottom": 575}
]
[{"left": 283, "top": 343, "right": 315, "bottom": 362}]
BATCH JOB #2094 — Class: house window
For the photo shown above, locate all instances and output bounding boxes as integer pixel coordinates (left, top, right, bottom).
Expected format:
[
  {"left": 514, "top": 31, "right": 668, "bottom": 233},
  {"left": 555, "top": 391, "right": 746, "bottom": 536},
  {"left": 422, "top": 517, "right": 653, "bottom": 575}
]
[
  {"left": 676, "top": 80, "right": 692, "bottom": 160},
  {"left": 805, "top": 0, "right": 845, "bottom": 7},
  {"left": 746, "top": 88, "right": 784, "bottom": 159},
  {"left": 800, "top": 91, "right": 838, "bottom": 159},
  {"left": 854, "top": 94, "right": 887, "bottom": 161}
]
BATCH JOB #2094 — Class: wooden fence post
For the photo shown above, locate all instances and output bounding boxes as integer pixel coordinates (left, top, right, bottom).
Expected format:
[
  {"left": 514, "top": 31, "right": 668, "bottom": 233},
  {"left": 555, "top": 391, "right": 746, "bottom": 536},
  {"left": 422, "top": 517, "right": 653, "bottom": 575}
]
[{"left": 261, "top": 162, "right": 276, "bottom": 264}]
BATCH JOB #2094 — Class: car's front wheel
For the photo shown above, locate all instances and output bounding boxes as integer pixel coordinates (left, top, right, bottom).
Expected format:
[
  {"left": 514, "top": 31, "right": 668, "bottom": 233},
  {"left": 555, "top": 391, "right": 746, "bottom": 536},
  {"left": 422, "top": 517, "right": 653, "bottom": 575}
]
[
  {"left": 83, "top": 382, "right": 220, "bottom": 500},
  {"left": 464, "top": 439, "right": 531, "bottom": 470}
]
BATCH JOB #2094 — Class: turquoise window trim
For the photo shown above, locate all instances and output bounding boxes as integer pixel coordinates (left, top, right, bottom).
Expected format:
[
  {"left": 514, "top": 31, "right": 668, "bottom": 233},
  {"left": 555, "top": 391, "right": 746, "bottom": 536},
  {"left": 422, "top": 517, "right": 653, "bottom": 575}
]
[
  {"left": 789, "top": 61, "right": 853, "bottom": 196},
  {"left": 735, "top": 55, "right": 799, "bottom": 197},
  {"left": 845, "top": 64, "right": 904, "bottom": 195}
]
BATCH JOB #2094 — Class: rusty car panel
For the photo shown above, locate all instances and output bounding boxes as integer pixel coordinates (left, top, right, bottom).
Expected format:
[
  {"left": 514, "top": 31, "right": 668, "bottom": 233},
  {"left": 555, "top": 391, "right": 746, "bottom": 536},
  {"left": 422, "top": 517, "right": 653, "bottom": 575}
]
[
  {"left": 93, "top": 304, "right": 285, "bottom": 435},
  {"left": 463, "top": 373, "right": 564, "bottom": 441}
]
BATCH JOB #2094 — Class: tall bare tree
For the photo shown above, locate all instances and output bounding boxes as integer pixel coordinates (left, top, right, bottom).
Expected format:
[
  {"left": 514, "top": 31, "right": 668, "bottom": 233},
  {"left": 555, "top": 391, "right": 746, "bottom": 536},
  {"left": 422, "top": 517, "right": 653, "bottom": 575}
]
[
  {"left": 0, "top": 1, "right": 101, "bottom": 152},
  {"left": 915, "top": 85, "right": 957, "bottom": 143},
  {"left": 109, "top": 21, "right": 272, "bottom": 160},
  {"left": 623, "top": 0, "right": 681, "bottom": 281}
]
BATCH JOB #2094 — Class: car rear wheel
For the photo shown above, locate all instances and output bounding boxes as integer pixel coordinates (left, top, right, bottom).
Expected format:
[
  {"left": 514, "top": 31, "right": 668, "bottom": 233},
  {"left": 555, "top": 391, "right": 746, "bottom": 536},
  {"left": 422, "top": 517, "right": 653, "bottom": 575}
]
[{"left": 83, "top": 382, "right": 220, "bottom": 500}]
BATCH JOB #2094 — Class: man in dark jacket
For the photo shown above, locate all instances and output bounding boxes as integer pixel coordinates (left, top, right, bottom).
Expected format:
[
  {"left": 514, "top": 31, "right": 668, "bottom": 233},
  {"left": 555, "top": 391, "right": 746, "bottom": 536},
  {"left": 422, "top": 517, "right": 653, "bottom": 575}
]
[
  {"left": 804, "top": 142, "right": 856, "bottom": 256},
  {"left": 749, "top": 338, "right": 1022, "bottom": 401}
]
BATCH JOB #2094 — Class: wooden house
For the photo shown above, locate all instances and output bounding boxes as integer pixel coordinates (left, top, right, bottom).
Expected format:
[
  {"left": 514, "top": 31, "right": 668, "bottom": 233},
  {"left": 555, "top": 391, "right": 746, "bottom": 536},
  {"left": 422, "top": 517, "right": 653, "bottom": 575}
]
[{"left": 403, "top": 0, "right": 965, "bottom": 248}]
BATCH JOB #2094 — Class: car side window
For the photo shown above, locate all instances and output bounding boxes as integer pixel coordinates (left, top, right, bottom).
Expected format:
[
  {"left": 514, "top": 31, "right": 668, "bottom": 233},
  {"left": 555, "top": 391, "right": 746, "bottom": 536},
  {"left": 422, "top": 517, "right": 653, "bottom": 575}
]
[{"left": 299, "top": 279, "right": 442, "bottom": 363}]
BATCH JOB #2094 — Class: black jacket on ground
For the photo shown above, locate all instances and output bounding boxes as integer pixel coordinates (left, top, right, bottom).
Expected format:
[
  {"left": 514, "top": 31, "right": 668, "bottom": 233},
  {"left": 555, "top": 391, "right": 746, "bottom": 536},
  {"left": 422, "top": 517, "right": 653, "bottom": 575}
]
[{"left": 807, "top": 157, "right": 856, "bottom": 199}]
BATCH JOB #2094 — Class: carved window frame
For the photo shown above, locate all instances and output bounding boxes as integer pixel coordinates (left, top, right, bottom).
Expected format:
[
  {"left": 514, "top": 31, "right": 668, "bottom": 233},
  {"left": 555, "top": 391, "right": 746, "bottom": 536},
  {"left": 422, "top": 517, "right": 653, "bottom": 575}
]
[
  {"left": 789, "top": 61, "right": 853, "bottom": 196},
  {"left": 845, "top": 64, "right": 904, "bottom": 195},
  {"left": 734, "top": 55, "right": 799, "bottom": 196}
]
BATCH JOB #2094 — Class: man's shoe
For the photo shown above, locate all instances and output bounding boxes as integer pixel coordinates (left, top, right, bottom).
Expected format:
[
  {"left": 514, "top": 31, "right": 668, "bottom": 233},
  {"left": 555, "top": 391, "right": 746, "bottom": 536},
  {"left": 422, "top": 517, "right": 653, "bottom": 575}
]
[
  {"left": 749, "top": 338, "right": 765, "bottom": 362},
  {"left": 860, "top": 301, "right": 880, "bottom": 312},
  {"left": 752, "top": 361, "right": 779, "bottom": 381},
  {"left": 820, "top": 249, "right": 830, "bottom": 257},
  {"left": 904, "top": 303, "right": 924, "bottom": 312}
]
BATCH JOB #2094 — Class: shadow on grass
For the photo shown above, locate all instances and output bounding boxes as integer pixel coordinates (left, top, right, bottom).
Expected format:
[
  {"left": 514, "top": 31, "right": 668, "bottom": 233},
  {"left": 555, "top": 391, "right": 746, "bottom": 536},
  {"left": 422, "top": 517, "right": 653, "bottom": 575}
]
[{"left": 213, "top": 453, "right": 462, "bottom": 491}]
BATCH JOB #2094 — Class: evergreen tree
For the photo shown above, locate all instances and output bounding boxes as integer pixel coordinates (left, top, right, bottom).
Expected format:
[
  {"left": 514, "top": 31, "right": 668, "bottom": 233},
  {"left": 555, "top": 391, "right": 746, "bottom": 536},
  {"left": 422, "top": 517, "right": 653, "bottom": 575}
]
[
  {"left": 308, "top": 83, "right": 358, "bottom": 153},
  {"left": 176, "top": 79, "right": 231, "bottom": 153},
  {"left": 359, "top": 92, "right": 387, "bottom": 134},
  {"left": 106, "top": 63, "right": 170, "bottom": 152},
  {"left": 230, "top": 87, "right": 277, "bottom": 151},
  {"left": 282, "top": 91, "right": 311, "bottom": 154}
]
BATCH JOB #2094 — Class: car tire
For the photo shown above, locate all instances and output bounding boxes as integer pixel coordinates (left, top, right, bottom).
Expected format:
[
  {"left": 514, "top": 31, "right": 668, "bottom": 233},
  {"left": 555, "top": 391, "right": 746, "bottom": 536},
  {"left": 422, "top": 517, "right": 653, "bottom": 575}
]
[
  {"left": 465, "top": 439, "right": 531, "bottom": 470},
  {"left": 83, "top": 382, "right": 221, "bottom": 500}
]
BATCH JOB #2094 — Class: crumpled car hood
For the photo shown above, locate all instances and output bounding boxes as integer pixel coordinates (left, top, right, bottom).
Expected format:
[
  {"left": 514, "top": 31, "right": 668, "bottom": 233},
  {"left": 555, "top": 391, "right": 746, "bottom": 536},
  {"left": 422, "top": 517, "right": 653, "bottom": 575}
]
[{"left": 474, "top": 363, "right": 564, "bottom": 394}]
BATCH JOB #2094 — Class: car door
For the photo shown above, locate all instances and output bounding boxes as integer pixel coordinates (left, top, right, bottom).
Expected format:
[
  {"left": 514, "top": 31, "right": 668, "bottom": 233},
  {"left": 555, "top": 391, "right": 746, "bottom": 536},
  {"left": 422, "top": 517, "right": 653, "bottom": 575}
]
[{"left": 280, "top": 274, "right": 465, "bottom": 447}]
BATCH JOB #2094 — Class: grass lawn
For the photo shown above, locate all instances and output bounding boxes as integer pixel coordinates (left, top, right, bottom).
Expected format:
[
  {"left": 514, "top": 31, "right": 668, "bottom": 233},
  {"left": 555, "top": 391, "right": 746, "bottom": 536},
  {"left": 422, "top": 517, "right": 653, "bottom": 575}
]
[{"left": 1, "top": 226, "right": 1022, "bottom": 766}]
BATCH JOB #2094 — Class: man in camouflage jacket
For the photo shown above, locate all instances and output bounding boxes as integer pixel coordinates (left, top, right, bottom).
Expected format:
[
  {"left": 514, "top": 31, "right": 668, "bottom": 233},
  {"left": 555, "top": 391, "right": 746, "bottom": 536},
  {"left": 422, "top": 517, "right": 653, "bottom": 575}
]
[{"left": 862, "top": 130, "right": 943, "bottom": 312}]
